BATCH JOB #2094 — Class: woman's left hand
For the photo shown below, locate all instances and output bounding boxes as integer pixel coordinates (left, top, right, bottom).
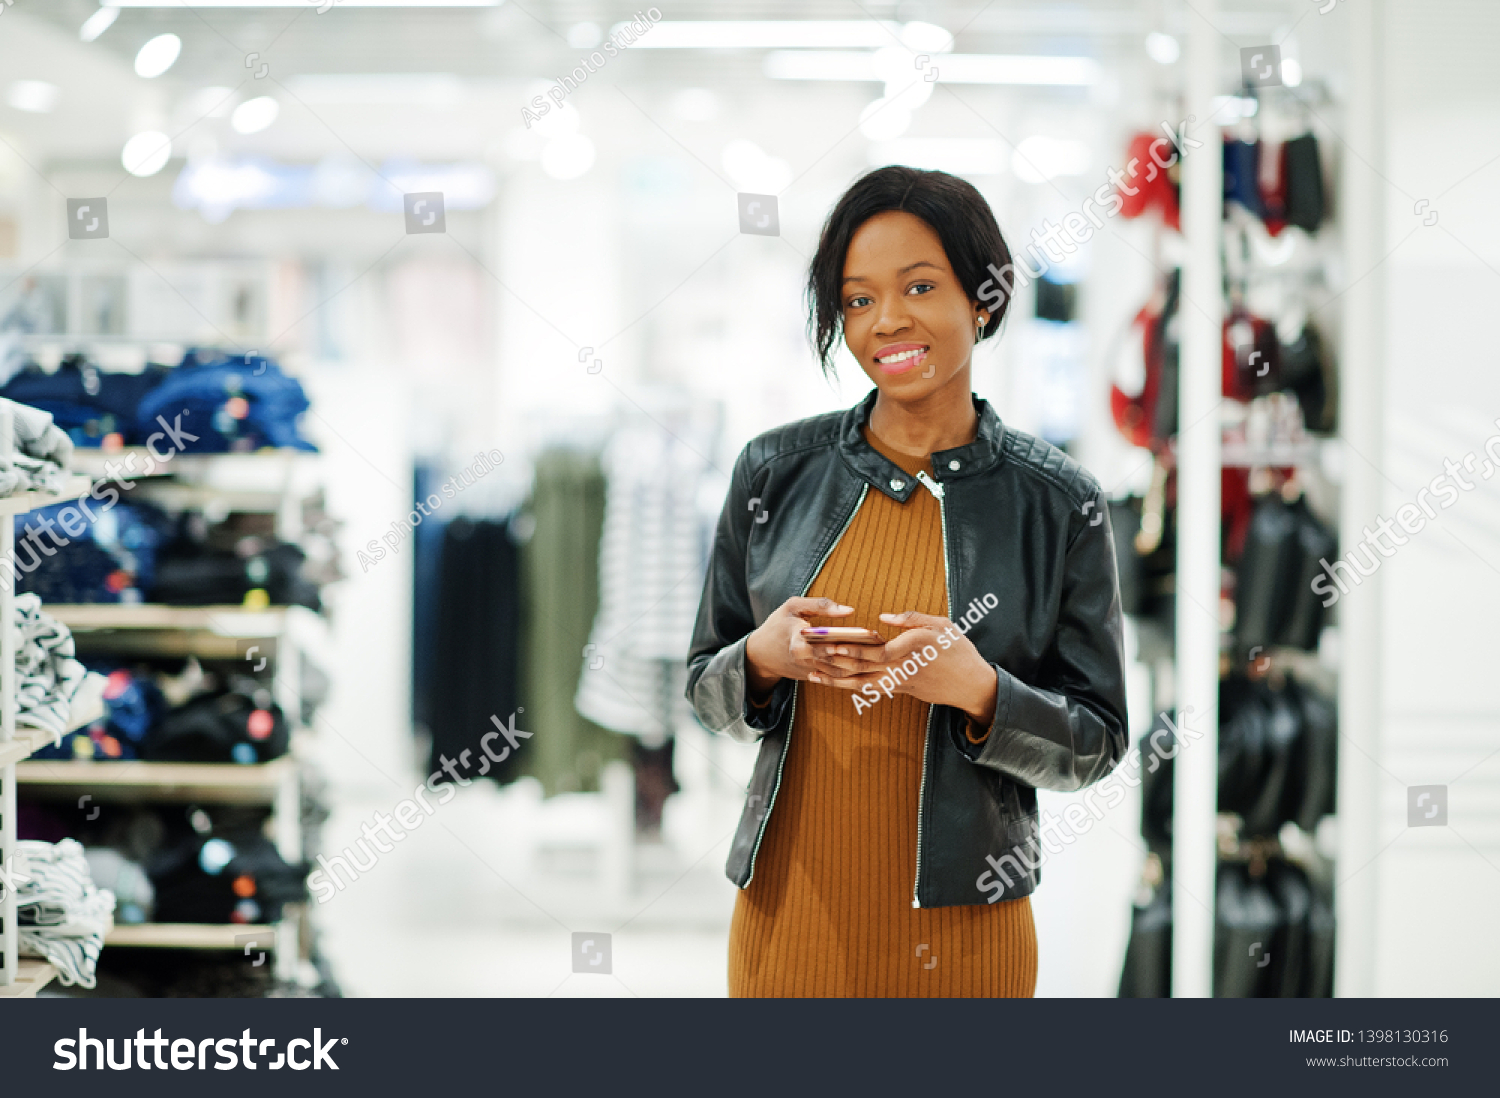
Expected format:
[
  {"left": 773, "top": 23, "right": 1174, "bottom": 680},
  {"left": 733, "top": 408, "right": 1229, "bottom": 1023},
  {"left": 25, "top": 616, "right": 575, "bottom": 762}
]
[{"left": 808, "top": 610, "right": 999, "bottom": 726}]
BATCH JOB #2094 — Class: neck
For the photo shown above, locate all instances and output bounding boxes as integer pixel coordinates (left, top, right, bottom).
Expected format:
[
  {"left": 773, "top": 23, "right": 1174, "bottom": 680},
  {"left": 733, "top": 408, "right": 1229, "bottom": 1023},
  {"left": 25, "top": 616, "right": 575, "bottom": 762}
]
[{"left": 867, "top": 367, "right": 978, "bottom": 458}]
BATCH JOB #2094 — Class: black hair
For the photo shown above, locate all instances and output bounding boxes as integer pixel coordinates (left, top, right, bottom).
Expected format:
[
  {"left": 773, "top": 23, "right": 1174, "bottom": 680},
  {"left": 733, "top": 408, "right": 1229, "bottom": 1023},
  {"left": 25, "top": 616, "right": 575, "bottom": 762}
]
[{"left": 806, "top": 165, "right": 1015, "bottom": 376}]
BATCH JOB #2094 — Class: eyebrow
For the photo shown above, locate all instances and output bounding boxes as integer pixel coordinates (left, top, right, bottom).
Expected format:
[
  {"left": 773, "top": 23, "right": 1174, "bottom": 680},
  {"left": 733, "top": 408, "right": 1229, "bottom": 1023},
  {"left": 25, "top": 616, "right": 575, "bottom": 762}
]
[{"left": 842, "top": 260, "right": 944, "bottom": 285}]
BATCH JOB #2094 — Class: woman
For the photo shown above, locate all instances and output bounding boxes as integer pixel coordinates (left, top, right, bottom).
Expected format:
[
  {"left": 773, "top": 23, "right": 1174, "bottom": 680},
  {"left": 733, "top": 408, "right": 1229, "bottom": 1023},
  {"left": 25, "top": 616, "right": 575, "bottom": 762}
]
[{"left": 686, "top": 166, "right": 1129, "bottom": 997}]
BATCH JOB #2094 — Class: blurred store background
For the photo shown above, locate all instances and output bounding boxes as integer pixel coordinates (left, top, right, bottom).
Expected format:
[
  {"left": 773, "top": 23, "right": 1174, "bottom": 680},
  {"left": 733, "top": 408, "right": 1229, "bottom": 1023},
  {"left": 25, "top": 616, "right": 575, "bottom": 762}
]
[{"left": 0, "top": 0, "right": 1495, "bottom": 999}]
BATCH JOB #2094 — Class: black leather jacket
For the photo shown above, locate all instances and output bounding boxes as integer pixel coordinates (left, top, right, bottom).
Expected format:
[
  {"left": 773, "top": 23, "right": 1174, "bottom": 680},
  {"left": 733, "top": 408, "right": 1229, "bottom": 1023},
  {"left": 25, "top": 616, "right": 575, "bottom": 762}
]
[{"left": 686, "top": 390, "right": 1129, "bottom": 907}]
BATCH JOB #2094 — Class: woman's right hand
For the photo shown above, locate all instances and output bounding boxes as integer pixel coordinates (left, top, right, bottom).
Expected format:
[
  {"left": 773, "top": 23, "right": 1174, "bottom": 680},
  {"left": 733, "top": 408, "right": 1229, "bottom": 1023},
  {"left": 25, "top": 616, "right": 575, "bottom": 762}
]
[{"left": 744, "top": 597, "right": 879, "bottom": 701}]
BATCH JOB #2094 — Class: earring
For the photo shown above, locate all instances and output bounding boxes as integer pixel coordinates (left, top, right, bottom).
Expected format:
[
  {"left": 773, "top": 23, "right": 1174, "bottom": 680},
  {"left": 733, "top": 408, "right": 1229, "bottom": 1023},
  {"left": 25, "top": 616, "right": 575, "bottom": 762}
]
[{"left": 975, "top": 315, "right": 986, "bottom": 339}]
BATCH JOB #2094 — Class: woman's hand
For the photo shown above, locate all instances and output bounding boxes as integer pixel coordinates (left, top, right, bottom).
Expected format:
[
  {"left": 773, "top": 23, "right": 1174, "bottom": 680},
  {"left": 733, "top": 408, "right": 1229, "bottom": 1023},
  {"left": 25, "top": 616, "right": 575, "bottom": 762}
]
[
  {"left": 811, "top": 610, "right": 999, "bottom": 726},
  {"left": 743, "top": 597, "right": 887, "bottom": 701}
]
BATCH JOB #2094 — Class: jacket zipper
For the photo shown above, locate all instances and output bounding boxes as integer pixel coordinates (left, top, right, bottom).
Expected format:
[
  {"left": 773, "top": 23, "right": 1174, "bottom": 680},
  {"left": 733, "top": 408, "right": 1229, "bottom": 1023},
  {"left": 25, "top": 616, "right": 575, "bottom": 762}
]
[
  {"left": 744, "top": 482, "right": 870, "bottom": 885},
  {"left": 913, "top": 470, "right": 952, "bottom": 908}
]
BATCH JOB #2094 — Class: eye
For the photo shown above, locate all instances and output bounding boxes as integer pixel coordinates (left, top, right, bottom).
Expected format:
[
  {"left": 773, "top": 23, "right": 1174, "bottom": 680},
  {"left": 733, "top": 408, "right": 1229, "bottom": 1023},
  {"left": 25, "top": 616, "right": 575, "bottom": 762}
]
[
  {"left": 907, "top": 282, "right": 935, "bottom": 296},
  {"left": 846, "top": 294, "right": 872, "bottom": 309}
]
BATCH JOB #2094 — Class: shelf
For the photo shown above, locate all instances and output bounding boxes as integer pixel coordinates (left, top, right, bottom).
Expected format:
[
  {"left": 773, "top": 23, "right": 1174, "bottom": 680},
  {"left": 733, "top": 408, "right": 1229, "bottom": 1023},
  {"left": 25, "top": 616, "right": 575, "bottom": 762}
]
[
  {"left": 0, "top": 959, "right": 58, "bottom": 998},
  {"left": 0, "top": 476, "right": 93, "bottom": 516},
  {"left": 13, "top": 755, "right": 294, "bottom": 804},
  {"left": 42, "top": 603, "right": 327, "bottom": 660},
  {"left": 45, "top": 604, "right": 293, "bottom": 635},
  {"left": 0, "top": 685, "right": 109, "bottom": 767},
  {"left": 69, "top": 448, "right": 310, "bottom": 483},
  {"left": 107, "top": 923, "right": 275, "bottom": 950}
]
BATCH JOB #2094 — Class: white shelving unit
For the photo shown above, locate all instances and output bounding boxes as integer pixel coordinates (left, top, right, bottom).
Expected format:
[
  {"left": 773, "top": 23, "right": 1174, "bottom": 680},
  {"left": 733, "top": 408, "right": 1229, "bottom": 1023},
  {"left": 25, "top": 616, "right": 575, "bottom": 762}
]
[
  {"left": 0, "top": 405, "right": 97, "bottom": 989},
  {"left": 1, "top": 435, "right": 328, "bottom": 988}
]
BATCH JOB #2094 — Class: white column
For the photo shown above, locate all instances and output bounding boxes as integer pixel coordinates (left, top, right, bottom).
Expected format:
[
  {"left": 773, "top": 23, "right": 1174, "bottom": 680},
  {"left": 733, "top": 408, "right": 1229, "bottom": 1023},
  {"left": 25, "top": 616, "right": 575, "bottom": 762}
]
[
  {"left": 1334, "top": 0, "right": 1385, "bottom": 999},
  {"left": 1171, "top": 2, "right": 1224, "bottom": 999}
]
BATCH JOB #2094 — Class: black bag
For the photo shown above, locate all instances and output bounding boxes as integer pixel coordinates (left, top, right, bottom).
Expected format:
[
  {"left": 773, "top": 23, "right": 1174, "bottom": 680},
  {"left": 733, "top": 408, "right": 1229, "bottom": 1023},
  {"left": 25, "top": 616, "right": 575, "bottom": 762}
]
[
  {"left": 1282, "top": 133, "right": 1325, "bottom": 233},
  {"left": 1234, "top": 494, "right": 1336, "bottom": 654},
  {"left": 1118, "top": 874, "right": 1172, "bottom": 998}
]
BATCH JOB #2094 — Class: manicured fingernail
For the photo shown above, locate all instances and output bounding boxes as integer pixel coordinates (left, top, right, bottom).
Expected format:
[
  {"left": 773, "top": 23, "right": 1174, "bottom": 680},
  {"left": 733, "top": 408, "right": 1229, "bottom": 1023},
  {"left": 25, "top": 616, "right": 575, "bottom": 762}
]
[{"left": 808, "top": 674, "right": 820, "bottom": 683}]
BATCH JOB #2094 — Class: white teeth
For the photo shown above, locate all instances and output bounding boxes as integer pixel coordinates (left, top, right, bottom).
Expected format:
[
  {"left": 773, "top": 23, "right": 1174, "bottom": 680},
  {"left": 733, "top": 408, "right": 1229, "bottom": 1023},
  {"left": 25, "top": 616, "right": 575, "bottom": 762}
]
[{"left": 878, "top": 347, "right": 926, "bottom": 364}]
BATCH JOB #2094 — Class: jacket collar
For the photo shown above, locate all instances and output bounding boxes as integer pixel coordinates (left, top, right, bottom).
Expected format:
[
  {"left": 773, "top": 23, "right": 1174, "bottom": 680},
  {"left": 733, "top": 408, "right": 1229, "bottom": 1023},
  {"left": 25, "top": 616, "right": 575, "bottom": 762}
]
[{"left": 836, "top": 388, "right": 1008, "bottom": 502}]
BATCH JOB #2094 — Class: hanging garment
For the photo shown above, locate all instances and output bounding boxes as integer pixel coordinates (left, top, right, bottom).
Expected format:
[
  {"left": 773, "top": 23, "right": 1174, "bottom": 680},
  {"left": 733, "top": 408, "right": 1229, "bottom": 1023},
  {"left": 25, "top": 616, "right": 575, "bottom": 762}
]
[
  {"left": 1116, "top": 131, "right": 1181, "bottom": 229},
  {"left": 519, "top": 448, "right": 622, "bottom": 794},
  {"left": 575, "top": 424, "right": 715, "bottom": 745},
  {"left": 427, "top": 515, "right": 525, "bottom": 785},
  {"left": 0, "top": 396, "right": 72, "bottom": 496},
  {"left": 12, "top": 838, "right": 116, "bottom": 989},
  {"left": 1223, "top": 139, "right": 1266, "bottom": 219}
]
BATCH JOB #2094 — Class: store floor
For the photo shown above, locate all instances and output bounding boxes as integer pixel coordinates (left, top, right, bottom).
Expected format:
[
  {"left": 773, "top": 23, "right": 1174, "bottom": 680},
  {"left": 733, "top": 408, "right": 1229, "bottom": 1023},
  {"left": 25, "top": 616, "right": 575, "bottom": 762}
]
[
  {"left": 313, "top": 776, "right": 744, "bottom": 998},
  {"left": 308, "top": 724, "right": 1136, "bottom": 997}
]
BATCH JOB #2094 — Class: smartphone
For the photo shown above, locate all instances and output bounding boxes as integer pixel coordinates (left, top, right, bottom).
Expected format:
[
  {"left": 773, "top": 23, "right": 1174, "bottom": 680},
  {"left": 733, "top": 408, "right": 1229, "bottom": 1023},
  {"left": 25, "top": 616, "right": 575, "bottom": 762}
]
[{"left": 801, "top": 626, "right": 886, "bottom": 645}]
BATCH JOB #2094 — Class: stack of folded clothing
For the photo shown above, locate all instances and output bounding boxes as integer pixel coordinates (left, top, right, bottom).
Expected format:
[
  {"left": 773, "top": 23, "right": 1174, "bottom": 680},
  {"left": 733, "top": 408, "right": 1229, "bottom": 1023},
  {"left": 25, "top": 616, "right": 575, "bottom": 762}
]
[
  {"left": 148, "top": 824, "right": 305, "bottom": 925},
  {"left": 31, "top": 664, "right": 166, "bottom": 761},
  {"left": 138, "top": 349, "right": 316, "bottom": 453},
  {"left": 13, "top": 499, "right": 172, "bottom": 604},
  {"left": 13, "top": 838, "right": 116, "bottom": 989},
  {"left": 0, "top": 396, "right": 73, "bottom": 496},
  {"left": 12, "top": 593, "right": 99, "bottom": 741},
  {"left": 13, "top": 501, "right": 321, "bottom": 610},
  {"left": 0, "top": 355, "right": 169, "bottom": 449},
  {"left": 33, "top": 663, "right": 289, "bottom": 766},
  {"left": 0, "top": 348, "right": 316, "bottom": 453}
]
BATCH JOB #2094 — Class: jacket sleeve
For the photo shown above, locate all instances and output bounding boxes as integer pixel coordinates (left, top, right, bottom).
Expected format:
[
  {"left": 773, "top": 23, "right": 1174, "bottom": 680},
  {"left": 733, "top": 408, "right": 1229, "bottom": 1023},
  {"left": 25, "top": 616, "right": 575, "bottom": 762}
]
[
  {"left": 958, "top": 503, "right": 1129, "bottom": 791},
  {"left": 685, "top": 447, "right": 793, "bottom": 744}
]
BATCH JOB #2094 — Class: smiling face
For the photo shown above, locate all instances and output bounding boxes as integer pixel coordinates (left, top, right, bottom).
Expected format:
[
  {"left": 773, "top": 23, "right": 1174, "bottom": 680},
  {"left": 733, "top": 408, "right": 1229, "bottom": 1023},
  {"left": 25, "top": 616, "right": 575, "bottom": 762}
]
[{"left": 840, "top": 210, "right": 985, "bottom": 401}]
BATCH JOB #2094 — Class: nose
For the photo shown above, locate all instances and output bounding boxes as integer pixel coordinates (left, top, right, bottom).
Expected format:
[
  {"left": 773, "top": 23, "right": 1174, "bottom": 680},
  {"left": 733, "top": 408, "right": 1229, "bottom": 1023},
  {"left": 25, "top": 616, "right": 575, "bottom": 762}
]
[{"left": 872, "top": 292, "right": 913, "bottom": 339}]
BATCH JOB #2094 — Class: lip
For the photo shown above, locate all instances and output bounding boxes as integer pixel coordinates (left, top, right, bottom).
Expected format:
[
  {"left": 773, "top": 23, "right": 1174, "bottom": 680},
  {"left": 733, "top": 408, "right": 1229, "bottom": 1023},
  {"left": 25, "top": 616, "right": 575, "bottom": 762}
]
[{"left": 872, "top": 342, "right": 930, "bottom": 374}]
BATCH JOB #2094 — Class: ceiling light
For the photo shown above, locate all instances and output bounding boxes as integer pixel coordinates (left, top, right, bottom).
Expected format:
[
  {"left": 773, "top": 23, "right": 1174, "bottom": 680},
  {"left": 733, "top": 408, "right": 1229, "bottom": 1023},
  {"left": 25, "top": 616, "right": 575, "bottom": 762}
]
[
  {"left": 568, "top": 22, "right": 602, "bottom": 49},
  {"left": 857, "top": 99, "right": 911, "bottom": 142},
  {"left": 122, "top": 131, "right": 173, "bottom": 176},
  {"left": 721, "top": 139, "right": 791, "bottom": 192},
  {"left": 899, "top": 22, "right": 954, "bottom": 53},
  {"left": 231, "top": 96, "right": 280, "bottom": 134},
  {"left": 765, "top": 51, "right": 1099, "bottom": 87},
  {"left": 80, "top": 6, "right": 120, "bottom": 42},
  {"left": 626, "top": 21, "right": 900, "bottom": 49},
  {"left": 1145, "top": 32, "right": 1180, "bottom": 65},
  {"left": 135, "top": 34, "right": 182, "bottom": 79},
  {"left": 1012, "top": 136, "right": 1090, "bottom": 184},
  {"left": 541, "top": 135, "right": 596, "bottom": 181},
  {"left": 867, "top": 138, "right": 1006, "bottom": 176},
  {"left": 6, "top": 81, "right": 61, "bottom": 114},
  {"left": 1281, "top": 58, "right": 1303, "bottom": 87},
  {"left": 670, "top": 88, "right": 719, "bottom": 122}
]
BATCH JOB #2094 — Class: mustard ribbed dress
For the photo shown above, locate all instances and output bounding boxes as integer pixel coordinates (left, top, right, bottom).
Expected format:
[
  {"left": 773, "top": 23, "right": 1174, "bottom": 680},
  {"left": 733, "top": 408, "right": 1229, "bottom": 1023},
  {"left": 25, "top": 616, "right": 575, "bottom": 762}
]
[{"left": 727, "top": 428, "right": 1037, "bottom": 997}]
